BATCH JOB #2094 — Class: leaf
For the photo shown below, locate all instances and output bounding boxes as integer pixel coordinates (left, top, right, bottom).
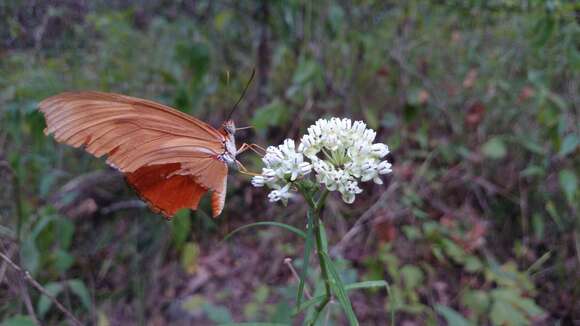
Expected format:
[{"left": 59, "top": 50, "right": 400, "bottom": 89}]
[
  {"left": 400, "top": 265, "right": 424, "bottom": 290},
  {"left": 559, "top": 169, "right": 577, "bottom": 204},
  {"left": 254, "top": 285, "right": 270, "bottom": 303},
  {"left": 292, "top": 59, "right": 319, "bottom": 85},
  {"left": 327, "top": 4, "right": 345, "bottom": 34},
  {"left": 363, "top": 108, "right": 380, "bottom": 130},
  {"left": 20, "top": 238, "right": 39, "bottom": 276},
  {"left": 322, "top": 252, "right": 359, "bottom": 326},
  {"left": 296, "top": 210, "right": 314, "bottom": 307},
  {"left": 171, "top": 210, "right": 191, "bottom": 250},
  {"left": 516, "top": 298, "right": 544, "bottom": 317},
  {"left": 213, "top": 10, "right": 233, "bottom": 31},
  {"left": 344, "top": 280, "right": 390, "bottom": 291},
  {"left": 174, "top": 42, "right": 210, "bottom": 80},
  {"left": 251, "top": 100, "right": 289, "bottom": 132},
  {"left": 532, "top": 15, "right": 555, "bottom": 48},
  {"left": 294, "top": 280, "right": 391, "bottom": 315},
  {"left": 481, "top": 137, "right": 506, "bottom": 159},
  {"left": 202, "top": 302, "right": 232, "bottom": 324},
  {"left": 55, "top": 218, "right": 74, "bottom": 250},
  {"left": 181, "top": 242, "right": 200, "bottom": 274},
  {"left": 68, "top": 279, "right": 92, "bottom": 312},
  {"left": 490, "top": 299, "right": 528, "bottom": 326},
  {"left": 559, "top": 134, "right": 579, "bottom": 156},
  {"left": 1, "top": 315, "right": 37, "bottom": 326},
  {"left": 464, "top": 256, "right": 483, "bottom": 272},
  {"left": 441, "top": 238, "right": 465, "bottom": 263},
  {"left": 517, "top": 138, "right": 544, "bottom": 155},
  {"left": 37, "top": 282, "right": 64, "bottom": 318},
  {"left": 181, "top": 295, "right": 205, "bottom": 314},
  {"left": 54, "top": 249, "right": 74, "bottom": 274},
  {"left": 318, "top": 219, "right": 329, "bottom": 253},
  {"left": 526, "top": 251, "right": 552, "bottom": 274},
  {"left": 461, "top": 290, "right": 490, "bottom": 315},
  {"left": 520, "top": 165, "right": 545, "bottom": 178},
  {"left": 435, "top": 304, "right": 472, "bottom": 326},
  {"left": 532, "top": 213, "right": 545, "bottom": 239},
  {"left": 223, "top": 222, "right": 306, "bottom": 242}
]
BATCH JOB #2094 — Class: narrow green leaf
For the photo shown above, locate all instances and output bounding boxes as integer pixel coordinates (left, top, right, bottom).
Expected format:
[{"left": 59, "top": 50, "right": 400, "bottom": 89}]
[
  {"left": 20, "top": 239, "right": 39, "bottom": 276},
  {"left": 37, "top": 282, "right": 64, "bottom": 318},
  {"left": 322, "top": 252, "right": 359, "bottom": 326},
  {"left": 68, "top": 279, "right": 92, "bottom": 312},
  {"left": 296, "top": 210, "right": 315, "bottom": 307},
  {"left": 516, "top": 298, "right": 545, "bottom": 316},
  {"left": 318, "top": 219, "right": 328, "bottom": 253},
  {"left": 294, "top": 281, "right": 391, "bottom": 315},
  {"left": 171, "top": 209, "right": 192, "bottom": 250},
  {"left": 55, "top": 218, "right": 74, "bottom": 250},
  {"left": 526, "top": 251, "right": 552, "bottom": 275},
  {"left": 223, "top": 222, "right": 306, "bottom": 241},
  {"left": 294, "top": 295, "right": 326, "bottom": 315},
  {"left": 435, "top": 304, "right": 472, "bottom": 326},
  {"left": 559, "top": 134, "right": 579, "bottom": 157},
  {"left": 559, "top": 169, "right": 577, "bottom": 204},
  {"left": 1, "top": 315, "right": 37, "bottom": 326},
  {"left": 345, "top": 280, "right": 389, "bottom": 291},
  {"left": 203, "top": 302, "right": 233, "bottom": 324}
]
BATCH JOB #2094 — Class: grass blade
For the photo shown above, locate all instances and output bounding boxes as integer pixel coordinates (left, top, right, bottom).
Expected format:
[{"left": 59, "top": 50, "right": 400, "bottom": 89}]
[
  {"left": 345, "top": 280, "right": 389, "bottom": 291},
  {"left": 322, "top": 252, "right": 358, "bottom": 325},
  {"left": 223, "top": 222, "right": 306, "bottom": 241},
  {"left": 294, "top": 281, "right": 391, "bottom": 315}
]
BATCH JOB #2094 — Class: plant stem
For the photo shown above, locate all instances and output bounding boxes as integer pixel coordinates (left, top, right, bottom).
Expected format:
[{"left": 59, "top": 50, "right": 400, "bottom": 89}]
[
  {"left": 309, "top": 211, "right": 332, "bottom": 325},
  {"left": 296, "top": 184, "right": 332, "bottom": 325}
]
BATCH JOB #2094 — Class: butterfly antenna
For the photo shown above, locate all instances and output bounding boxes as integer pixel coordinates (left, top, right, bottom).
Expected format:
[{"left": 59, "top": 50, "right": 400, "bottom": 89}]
[{"left": 226, "top": 68, "right": 256, "bottom": 121}]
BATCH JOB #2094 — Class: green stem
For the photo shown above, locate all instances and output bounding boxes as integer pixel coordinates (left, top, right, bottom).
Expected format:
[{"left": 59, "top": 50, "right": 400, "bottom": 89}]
[
  {"left": 309, "top": 211, "right": 332, "bottom": 325},
  {"left": 11, "top": 165, "right": 24, "bottom": 242},
  {"left": 296, "top": 183, "right": 332, "bottom": 325}
]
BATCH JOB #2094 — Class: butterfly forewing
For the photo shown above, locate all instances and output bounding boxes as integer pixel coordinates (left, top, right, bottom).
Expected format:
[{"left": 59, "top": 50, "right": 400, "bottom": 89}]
[{"left": 39, "top": 91, "right": 230, "bottom": 218}]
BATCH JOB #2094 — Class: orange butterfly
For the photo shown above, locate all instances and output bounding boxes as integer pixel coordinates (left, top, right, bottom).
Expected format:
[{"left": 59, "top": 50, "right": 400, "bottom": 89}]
[{"left": 39, "top": 89, "right": 260, "bottom": 219}]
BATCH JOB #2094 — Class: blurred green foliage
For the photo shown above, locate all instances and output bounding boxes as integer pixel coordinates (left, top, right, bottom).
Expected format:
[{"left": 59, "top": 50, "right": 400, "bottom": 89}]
[{"left": 0, "top": 0, "right": 578, "bottom": 324}]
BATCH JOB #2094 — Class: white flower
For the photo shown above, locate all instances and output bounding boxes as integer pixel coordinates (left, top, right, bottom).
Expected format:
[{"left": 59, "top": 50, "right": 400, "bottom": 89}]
[
  {"left": 297, "top": 117, "right": 392, "bottom": 203},
  {"left": 251, "top": 175, "right": 266, "bottom": 187},
  {"left": 252, "top": 138, "right": 312, "bottom": 205},
  {"left": 370, "top": 143, "right": 390, "bottom": 158},
  {"left": 268, "top": 184, "right": 293, "bottom": 205},
  {"left": 252, "top": 117, "right": 392, "bottom": 205}
]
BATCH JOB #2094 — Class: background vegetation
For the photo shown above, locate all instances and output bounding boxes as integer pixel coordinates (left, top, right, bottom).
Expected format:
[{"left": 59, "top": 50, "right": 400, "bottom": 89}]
[{"left": 0, "top": 0, "right": 578, "bottom": 325}]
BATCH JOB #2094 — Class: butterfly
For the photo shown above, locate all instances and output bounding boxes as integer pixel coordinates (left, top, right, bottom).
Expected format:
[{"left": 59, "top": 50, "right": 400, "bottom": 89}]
[{"left": 38, "top": 86, "right": 261, "bottom": 219}]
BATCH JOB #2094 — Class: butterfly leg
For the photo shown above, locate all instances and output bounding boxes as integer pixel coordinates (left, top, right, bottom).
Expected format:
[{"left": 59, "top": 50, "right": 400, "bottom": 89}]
[
  {"left": 235, "top": 160, "right": 261, "bottom": 176},
  {"left": 237, "top": 143, "right": 266, "bottom": 156}
]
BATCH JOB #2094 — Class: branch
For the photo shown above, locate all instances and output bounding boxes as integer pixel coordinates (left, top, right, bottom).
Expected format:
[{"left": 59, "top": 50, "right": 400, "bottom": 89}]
[{"left": 0, "top": 251, "right": 83, "bottom": 326}]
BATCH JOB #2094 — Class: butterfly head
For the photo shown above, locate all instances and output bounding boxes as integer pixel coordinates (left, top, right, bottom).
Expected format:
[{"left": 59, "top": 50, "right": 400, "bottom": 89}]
[{"left": 222, "top": 119, "right": 236, "bottom": 135}]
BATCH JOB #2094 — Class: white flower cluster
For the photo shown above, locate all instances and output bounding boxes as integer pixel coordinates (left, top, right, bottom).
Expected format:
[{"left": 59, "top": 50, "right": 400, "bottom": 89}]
[
  {"left": 251, "top": 139, "right": 312, "bottom": 205},
  {"left": 252, "top": 117, "right": 392, "bottom": 204}
]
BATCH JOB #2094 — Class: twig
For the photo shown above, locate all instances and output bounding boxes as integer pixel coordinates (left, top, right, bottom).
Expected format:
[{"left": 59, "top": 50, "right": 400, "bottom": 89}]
[
  {"left": 100, "top": 200, "right": 146, "bottom": 214},
  {"left": 332, "top": 149, "right": 438, "bottom": 255},
  {"left": 284, "top": 257, "right": 312, "bottom": 299},
  {"left": 0, "top": 251, "right": 83, "bottom": 326},
  {"left": 0, "top": 245, "right": 15, "bottom": 285},
  {"left": 331, "top": 183, "right": 398, "bottom": 255}
]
